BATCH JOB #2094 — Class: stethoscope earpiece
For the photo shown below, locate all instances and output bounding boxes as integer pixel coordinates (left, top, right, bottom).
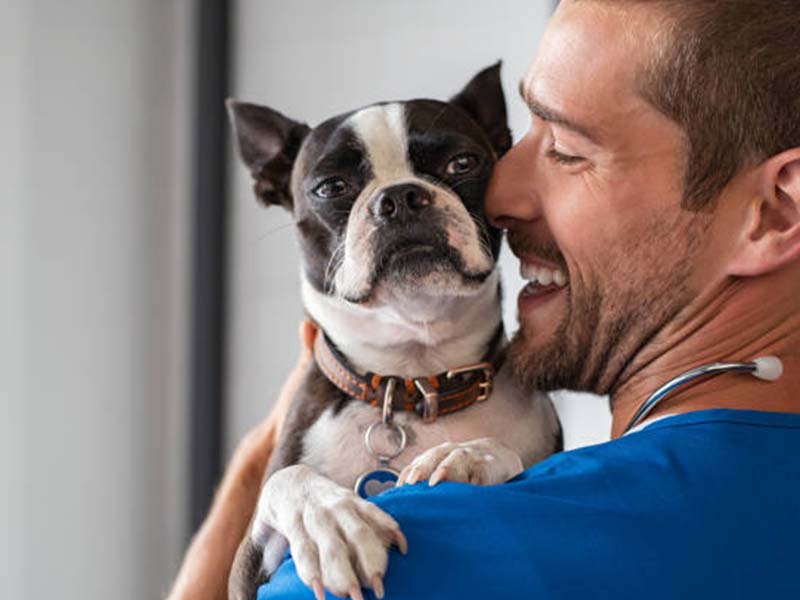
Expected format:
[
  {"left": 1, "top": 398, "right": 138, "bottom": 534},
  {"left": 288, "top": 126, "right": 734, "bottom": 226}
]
[
  {"left": 624, "top": 356, "right": 784, "bottom": 433},
  {"left": 751, "top": 356, "right": 783, "bottom": 381}
]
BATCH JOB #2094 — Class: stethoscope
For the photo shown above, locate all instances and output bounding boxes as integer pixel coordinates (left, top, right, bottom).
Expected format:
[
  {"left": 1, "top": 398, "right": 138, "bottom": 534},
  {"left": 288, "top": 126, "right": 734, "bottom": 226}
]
[{"left": 624, "top": 356, "right": 784, "bottom": 434}]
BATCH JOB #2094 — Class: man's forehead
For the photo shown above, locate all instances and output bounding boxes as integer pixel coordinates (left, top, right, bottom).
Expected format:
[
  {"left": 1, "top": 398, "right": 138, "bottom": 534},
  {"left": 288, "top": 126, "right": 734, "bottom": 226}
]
[{"left": 521, "top": 0, "right": 660, "bottom": 137}]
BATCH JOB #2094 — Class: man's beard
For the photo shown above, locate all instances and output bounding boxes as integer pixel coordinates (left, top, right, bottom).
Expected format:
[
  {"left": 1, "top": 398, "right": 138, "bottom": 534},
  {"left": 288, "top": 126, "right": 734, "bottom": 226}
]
[
  {"left": 509, "top": 282, "right": 599, "bottom": 392},
  {"left": 506, "top": 212, "right": 710, "bottom": 395}
]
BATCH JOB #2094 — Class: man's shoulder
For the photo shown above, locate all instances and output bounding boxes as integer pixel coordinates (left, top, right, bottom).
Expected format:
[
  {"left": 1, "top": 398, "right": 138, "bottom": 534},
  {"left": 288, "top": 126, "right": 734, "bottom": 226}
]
[
  {"left": 386, "top": 408, "right": 800, "bottom": 508},
  {"left": 376, "top": 409, "right": 800, "bottom": 596},
  {"left": 515, "top": 408, "right": 800, "bottom": 501}
]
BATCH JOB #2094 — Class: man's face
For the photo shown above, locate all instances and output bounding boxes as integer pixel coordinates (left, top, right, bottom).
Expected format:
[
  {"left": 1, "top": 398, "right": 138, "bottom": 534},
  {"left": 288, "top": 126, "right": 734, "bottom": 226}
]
[{"left": 487, "top": 1, "right": 714, "bottom": 394}]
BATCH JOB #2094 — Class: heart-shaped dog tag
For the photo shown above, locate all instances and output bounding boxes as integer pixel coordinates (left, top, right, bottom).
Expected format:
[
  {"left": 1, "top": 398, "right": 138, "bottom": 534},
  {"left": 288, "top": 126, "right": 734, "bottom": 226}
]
[{"left": 354, "top": 468, "right": 398, "bottom": 499}]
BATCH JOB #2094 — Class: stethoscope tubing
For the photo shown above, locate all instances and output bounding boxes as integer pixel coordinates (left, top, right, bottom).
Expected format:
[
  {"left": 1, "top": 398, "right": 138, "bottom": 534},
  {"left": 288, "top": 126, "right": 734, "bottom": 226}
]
[{"left": 624, "top": 361, "right": 758, "bottom": 433}]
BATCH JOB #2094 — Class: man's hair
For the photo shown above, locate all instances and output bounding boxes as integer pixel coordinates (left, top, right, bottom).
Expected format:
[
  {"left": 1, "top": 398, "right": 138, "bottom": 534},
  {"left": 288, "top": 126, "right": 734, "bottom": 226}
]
[{"left": 580, "top": 0, "right": 800, "bottom": 210}]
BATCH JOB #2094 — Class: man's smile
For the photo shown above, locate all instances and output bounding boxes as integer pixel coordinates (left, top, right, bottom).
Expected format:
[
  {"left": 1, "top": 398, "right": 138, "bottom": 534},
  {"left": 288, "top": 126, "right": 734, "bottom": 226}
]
[{"left": 517, "top": 255, "right": 569, "bottom": 317}]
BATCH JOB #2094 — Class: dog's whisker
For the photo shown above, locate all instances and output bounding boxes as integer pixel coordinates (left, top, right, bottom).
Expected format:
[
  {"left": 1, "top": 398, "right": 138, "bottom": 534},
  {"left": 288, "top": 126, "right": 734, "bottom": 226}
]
[
  {"left": 250, "top": 222, "right": 296, "bottom": 245},
  {"left": 419, "top": 103, "right": 450, "bottom": 137},
  {"left": 324, "top": 242, "right": 346, "bottom": 294},
  {"left": 467, "top": 212, "right": 495, "bottom": 259},
  {"left": 448, "top": 177, "right": 483, "bottom": 192}
]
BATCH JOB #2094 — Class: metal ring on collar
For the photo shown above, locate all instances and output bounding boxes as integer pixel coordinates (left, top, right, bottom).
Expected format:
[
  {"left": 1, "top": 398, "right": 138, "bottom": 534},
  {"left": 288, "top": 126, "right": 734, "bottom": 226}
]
[{"left": 364, "top": 421, "right": 407, "bottom": 463}]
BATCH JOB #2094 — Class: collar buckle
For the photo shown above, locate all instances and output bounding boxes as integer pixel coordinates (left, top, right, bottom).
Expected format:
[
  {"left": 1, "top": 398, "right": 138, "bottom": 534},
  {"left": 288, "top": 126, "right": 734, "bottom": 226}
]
[
  {"left": 446, "top": 362, "right": 494, "bottom": 402},
  {"left": 382, "top": 378, "right": 397, "bottom": 424},
  {"left": 414, "top": 378, "right": 440, "bottom": 423}
]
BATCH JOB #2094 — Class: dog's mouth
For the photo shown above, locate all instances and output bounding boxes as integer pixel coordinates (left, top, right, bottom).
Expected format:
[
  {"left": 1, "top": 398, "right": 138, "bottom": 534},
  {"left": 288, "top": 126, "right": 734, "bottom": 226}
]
[
  {"left": 383, "top": 241, "right": 443, "bottom": 270},
  {"left": 379, "top": 235, "right": 453, "bottom": 273},
  {"left": 340, "top": 234, "right": 493, "bottom": 301},
  {"left": 335, "top": 211, "right": 499, "bottom": 305}
]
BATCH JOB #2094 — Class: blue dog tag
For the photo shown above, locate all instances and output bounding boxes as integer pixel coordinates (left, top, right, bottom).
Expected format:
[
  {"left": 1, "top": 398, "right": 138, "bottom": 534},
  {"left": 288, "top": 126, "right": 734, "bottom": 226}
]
[{"left": 354, "top": 468, "right": 399, "bottom": 499}]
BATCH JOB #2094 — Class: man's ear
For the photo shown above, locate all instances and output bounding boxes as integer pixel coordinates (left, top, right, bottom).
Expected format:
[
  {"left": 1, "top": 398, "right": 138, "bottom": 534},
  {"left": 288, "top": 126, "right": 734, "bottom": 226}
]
[
  {"left": 728, "top": 148, "right": 800, "bottom": 276},
  {"left": 226, "top": 99, "right": 311, "bottom": 210},
  {"left": 450, "top": 62, "right": 512, "bottom": 157}
]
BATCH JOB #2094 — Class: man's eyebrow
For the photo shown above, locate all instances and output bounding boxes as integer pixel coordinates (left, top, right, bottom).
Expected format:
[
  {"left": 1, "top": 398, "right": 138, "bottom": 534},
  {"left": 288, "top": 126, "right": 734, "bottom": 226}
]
[{"left": 518, "top": 80, "right": 601, "bottom": 144}]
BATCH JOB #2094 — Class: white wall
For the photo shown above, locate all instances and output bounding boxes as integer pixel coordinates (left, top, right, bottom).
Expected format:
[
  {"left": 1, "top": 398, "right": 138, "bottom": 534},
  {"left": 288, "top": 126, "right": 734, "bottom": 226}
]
[
  {"left": 1, "top": 1, "right": 191, "bottom": 598},
  {"left": 1, "top": 1, "right": 29, "bottom": 596},
  {"left": 227, "top": 0, "right": 611, "bottom": 454}
]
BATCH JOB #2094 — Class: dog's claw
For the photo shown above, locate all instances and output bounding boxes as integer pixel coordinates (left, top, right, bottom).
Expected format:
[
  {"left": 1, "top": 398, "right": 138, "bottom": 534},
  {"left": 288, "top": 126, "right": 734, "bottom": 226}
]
[
  {"left": 406, "top": 467, "right": 421, "bottom": 485},
  {"left": 396, "top": 466, "right": 413, "bottom": 487},
  {"left": 394, "top": 528, "right": 408, "bottom": 555},
  {"left": 429, "top": 466, "right": 447, "bottom": 486},
  {"left": 371, "top": 574, "right": 385, "bottom": 599},
  {"left": 349, "top": 584, "right": 364, "bottom": 600},
  {"left": 310, "top": 578, "right": 325, "bottom": 600}
]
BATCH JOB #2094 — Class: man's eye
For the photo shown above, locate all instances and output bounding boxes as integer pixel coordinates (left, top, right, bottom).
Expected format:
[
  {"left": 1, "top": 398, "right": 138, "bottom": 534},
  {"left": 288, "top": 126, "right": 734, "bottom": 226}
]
[
  {"left": 546, "top": 147, "right": 585, "bottom": 166},
  {"left": 445, "top": 153, "right": 480, "bottom": 176},
  {"left": 313, "top": 178, "right": 350, "bottom": 199}
]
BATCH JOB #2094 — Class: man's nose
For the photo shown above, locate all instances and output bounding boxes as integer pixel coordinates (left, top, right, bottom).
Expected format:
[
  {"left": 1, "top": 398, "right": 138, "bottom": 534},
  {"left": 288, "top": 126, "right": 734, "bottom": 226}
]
[{"left": 486, "top": 133, "right": 542, "bottom": 229}]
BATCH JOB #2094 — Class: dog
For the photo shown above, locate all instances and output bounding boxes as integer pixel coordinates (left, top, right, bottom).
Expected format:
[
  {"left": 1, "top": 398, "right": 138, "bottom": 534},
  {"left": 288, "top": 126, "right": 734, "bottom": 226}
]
[{"left": 226, "top": 63, "right": 563, "bottom": 600}]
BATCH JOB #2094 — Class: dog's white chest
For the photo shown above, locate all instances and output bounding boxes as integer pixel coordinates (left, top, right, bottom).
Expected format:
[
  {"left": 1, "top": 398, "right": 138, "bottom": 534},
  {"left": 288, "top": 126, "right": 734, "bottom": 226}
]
[{"left": 299, "top": 367, "right": 559, "bottom": 488}]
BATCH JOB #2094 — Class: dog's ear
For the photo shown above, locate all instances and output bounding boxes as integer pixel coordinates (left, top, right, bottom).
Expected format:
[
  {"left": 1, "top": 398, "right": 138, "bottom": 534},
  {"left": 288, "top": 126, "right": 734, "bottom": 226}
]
[
  {"left": 450, "top": 62, "right": 512, "bottom": 157},
  {"left": 226, "top": 99, "right": 311, "bottom": 210}
]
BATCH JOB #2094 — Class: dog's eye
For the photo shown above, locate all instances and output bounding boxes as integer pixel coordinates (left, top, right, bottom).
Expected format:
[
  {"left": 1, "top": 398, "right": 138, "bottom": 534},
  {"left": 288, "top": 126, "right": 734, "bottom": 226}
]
[
  {"left": 445, "top": 153, "right": 480, "bottom": 176},
  {"left": 313, "top": 178, "right": 350, "bottom": 199}
]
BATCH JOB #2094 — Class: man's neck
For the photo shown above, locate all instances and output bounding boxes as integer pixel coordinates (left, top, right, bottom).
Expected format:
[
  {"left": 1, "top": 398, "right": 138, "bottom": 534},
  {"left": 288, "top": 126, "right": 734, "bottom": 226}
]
[{"left": 610, "top": 271, "right": 800, "bottom": 438}]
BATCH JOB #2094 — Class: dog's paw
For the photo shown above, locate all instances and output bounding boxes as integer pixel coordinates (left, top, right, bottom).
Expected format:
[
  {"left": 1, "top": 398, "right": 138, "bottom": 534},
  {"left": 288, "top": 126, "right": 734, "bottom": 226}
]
[
  {"left": 255, "top": 464, "right": 407, "bottom": 600},
  {"left": 396, "top": 437, "right": 524, "bottom": 487}
]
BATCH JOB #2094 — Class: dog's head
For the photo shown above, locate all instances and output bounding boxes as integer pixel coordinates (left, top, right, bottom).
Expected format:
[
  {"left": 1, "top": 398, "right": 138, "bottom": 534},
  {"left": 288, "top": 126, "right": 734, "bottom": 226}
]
[{"left": 228, "top": 63, "right": 511, "bottom": 306}]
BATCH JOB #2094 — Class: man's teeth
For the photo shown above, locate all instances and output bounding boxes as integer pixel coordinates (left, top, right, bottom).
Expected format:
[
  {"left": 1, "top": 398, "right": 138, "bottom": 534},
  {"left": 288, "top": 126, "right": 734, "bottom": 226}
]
[{"left": 520, "top": 263, "right": 569, "bottom": 287}]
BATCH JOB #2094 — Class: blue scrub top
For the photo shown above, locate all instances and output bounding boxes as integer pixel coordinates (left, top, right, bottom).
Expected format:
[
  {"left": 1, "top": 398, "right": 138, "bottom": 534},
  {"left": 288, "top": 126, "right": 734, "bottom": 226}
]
[{"left": 258, "top": 409, "right": 800, "bottom": 599}]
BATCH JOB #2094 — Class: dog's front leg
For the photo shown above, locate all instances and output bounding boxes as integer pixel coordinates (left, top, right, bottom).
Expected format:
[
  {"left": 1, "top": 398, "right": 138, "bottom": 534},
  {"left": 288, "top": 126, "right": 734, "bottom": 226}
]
[
  {"left": 396, "top": 437, "right": 525, "bottom": 487},
  {"left": 256, "top": 464, "right": 408, "bottom": 600}
]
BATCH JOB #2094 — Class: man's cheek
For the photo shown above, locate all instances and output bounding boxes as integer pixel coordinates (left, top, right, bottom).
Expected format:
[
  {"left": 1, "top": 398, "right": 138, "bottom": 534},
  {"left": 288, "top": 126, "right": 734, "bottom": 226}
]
[
  {"left": 546, "top": 206, "right": 613, "bottom": 266},
  {"left": 546, "top": 173, "right": 615, "bottom": 227}
]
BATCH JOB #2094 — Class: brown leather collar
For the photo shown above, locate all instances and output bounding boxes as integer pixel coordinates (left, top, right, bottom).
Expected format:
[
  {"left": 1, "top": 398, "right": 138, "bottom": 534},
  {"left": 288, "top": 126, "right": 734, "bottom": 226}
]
[{"left": 313, "top": 325, "right": 505, "bottom": 423}]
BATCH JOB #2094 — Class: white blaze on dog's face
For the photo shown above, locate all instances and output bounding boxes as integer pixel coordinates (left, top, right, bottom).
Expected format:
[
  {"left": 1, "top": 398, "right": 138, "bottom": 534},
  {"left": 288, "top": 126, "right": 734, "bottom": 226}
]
[
  {"left": 330, "top": 102, "right": 497, "bottom": 303},
  {"left": 227, "top": 63, "right": 512, "bottom": 309}
]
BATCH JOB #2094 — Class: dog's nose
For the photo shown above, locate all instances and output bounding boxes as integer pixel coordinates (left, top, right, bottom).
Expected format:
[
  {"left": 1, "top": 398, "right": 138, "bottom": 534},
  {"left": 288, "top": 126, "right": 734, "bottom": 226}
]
[{"left": 372, "top": 183, "right": 433, "bottom": 224}]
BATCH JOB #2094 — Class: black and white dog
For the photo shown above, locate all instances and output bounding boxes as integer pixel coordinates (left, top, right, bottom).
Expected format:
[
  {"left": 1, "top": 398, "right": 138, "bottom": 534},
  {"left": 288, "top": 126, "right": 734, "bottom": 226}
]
[{"left": 226, "top": 64, "right": 562, "bottom": 600}]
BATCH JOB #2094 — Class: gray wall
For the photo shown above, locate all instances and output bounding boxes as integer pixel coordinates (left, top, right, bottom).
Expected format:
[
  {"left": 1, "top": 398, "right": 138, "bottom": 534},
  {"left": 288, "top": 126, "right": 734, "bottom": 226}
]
[
  {"left": 227, "top": 0, "right": 612, "bottom": 454},
  {"left": 1, "top": 1, "right": 191, "bottom": 598}
]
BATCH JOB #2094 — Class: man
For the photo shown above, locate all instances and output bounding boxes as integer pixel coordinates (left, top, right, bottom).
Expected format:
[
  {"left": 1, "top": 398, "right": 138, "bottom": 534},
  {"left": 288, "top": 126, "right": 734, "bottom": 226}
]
[{"left": 170, "top": 1, "right": 800, "bottom": 598}]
